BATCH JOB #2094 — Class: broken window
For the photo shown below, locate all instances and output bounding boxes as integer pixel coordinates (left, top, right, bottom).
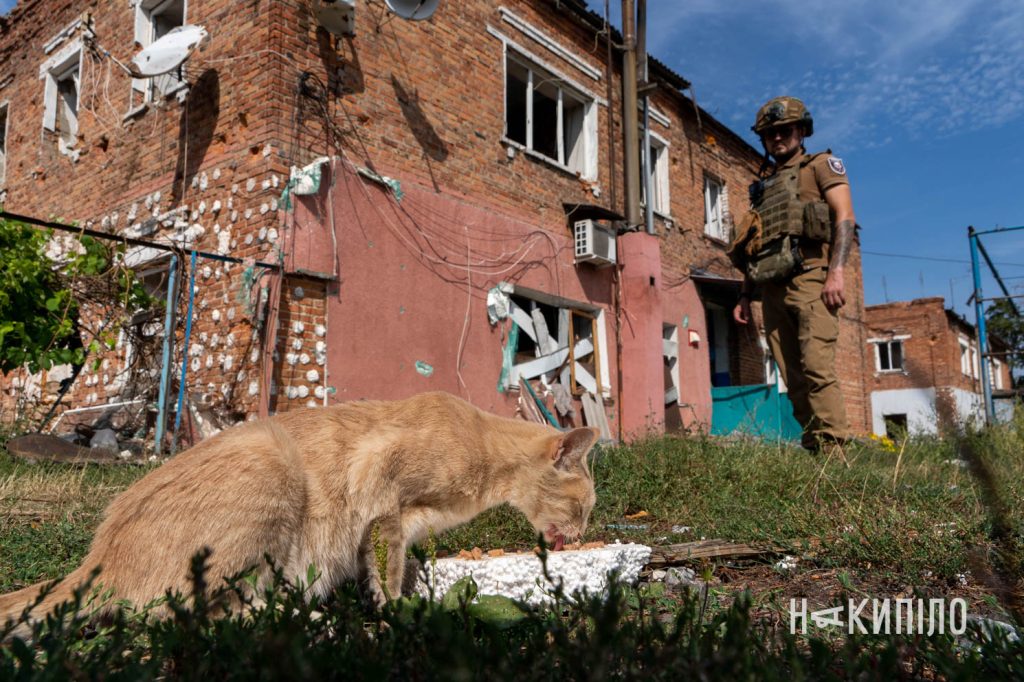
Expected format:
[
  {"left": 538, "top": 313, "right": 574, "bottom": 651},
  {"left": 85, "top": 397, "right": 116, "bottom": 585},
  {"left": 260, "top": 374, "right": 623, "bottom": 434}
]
[
  {"left": 132, "top": 0, "right": 187, "bottom": 106},
  {"left": 642, "top": 134, "right": 670, "bottom": 216},
  {"left": 663, "top": 324, "right": 679, "bottom": 405},
  {"left": 0, "top": 101, "right": 7, "bottom": 187},
  {"left": 504, "top": 54, "right": 595, "bottom": 178},
  {"left": 874, "top": 339, "right": 904, "bottom": 372},
  {"left": 42, "top": 48, "right": 81, "bottom": 152},
  {"left": 703, "top": 174, "right": 729, "bottom": 241},
  {"left": 505, "top": 290, "right": 608, "bottom": 398},
  {"left": 883, "top": 413, "right": 907, "bottom": 438}
]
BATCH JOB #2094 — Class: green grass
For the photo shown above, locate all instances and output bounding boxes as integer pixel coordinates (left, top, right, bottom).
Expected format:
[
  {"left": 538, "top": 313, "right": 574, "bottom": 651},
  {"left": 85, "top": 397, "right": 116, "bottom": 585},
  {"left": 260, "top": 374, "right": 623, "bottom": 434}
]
[
  {"left": 0, "top": 456, "right": 155, "bottom": 591},
  {"left": 443, "top": 424, "right": 1024, "bottom": 588},
  {"left": 2, "top": 420, "right": 1023, "bottom": 678},
  {"left": 2, "top": 419, "right": 1023, "bottom": 597}
]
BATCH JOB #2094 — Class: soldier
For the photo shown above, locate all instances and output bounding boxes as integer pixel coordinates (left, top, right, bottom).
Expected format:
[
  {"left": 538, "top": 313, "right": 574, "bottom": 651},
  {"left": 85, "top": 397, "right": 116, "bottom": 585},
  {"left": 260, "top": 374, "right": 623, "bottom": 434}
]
[{"left": 730, "top": 97, "right": 857, "bottom": 451}]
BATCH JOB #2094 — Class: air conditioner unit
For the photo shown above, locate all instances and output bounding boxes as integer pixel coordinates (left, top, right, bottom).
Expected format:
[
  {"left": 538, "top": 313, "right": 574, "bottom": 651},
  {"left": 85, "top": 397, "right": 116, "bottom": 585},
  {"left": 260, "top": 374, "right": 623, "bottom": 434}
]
[{"left": 573, "top": 219, "right": 616, "bottom": 267}]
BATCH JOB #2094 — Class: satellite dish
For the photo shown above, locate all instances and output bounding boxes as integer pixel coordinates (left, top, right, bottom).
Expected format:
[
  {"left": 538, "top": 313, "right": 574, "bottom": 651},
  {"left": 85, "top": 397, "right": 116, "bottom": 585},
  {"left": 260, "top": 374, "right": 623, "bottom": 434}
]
[
  {"left": 384, "top": 0, "right": 440, "bottom": 21},
  {"left": 314, "top": 0, "right": 355, "bottom": 36},
  {"left": 132, "top": 25, "right": 208, "bottom": 77}
]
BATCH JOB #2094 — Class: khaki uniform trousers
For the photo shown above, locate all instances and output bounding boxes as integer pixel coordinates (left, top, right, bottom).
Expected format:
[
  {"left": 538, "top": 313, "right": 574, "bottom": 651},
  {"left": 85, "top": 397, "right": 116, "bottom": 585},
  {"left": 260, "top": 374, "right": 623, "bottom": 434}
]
[{"left": 762, "top": 266, "right": 848, "bottom": 449}]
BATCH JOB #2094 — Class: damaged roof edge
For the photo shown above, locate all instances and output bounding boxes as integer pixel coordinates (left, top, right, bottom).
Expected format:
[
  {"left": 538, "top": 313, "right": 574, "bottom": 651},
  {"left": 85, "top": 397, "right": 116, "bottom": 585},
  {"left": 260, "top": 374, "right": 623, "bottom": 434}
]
[{"left": 548, "top": 0, "right": 762, "bottom": 161}]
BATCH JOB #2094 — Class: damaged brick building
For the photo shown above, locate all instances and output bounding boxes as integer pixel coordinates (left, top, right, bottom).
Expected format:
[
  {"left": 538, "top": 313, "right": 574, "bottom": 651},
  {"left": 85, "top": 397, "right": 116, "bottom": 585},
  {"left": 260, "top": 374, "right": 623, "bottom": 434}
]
[
  {"left": 0, "top": 0, "right": 868, "bottom": 446},
  {"left": 864, "top": 297, "right": 1014, "bottom": 436}
]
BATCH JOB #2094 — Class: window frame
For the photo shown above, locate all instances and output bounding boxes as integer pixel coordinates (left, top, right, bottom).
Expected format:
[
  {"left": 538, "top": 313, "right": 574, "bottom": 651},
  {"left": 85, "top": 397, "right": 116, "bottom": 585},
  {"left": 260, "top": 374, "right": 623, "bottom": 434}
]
[
  {"left": 502, "top": 48, "right": 598, "bottom": 180},
  {"left": 703, "top": 173, "right": 729, "bottom": 241},
  {"left": 41, "top": 43, "right": 83, "bottom": 153},
  {"left": 642, "top": 131, "right": 671, "bottom": 217},
  {"left": 132, "top": 0, "right": 189, "bottom": 106},
  {"left": 504, "top": 287, "right": 610, "bottom": 399},
  {"left": 873, "top": 338, "right": 905, "bottom": 373}
]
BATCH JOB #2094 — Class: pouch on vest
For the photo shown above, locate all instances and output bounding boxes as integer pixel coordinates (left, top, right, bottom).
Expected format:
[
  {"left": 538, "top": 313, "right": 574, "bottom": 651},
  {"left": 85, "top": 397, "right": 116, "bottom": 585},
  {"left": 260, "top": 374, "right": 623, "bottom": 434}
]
[
  {"left": 802, "top": 201, "right": 831, "bottom": 242},
  {"left": 747, "top": 234, "right": 801, "bottom": 284}
]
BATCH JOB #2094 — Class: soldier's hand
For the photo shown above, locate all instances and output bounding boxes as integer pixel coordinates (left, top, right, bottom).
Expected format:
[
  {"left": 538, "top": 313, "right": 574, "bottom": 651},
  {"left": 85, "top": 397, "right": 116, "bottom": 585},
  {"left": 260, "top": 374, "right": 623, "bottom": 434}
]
[
  {"left": 822, "top": 269, "right": 846, "bottom": 309},
  {"left": 733, "top": 299, "right": 752, "bottom": 325}
]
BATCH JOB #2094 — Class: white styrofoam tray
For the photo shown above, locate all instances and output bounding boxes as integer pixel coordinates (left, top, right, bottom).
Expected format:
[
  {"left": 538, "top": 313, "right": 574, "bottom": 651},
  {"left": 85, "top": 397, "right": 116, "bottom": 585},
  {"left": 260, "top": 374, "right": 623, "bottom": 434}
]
[{"left": 416, "top": 543, "right": 651, "bottom": 605}]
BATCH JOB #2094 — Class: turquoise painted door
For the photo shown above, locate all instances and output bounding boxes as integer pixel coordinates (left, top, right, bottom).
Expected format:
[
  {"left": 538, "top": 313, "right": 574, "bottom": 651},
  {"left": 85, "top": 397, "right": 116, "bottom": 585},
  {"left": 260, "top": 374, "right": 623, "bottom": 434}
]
[{"left": 711, "top": 383, "right": 802, "bottom": 441}]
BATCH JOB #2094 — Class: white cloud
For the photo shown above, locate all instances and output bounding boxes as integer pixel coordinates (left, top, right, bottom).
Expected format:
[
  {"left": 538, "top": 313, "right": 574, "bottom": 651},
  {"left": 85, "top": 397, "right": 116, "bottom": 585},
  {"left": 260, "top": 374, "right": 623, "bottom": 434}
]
[{"left": 596, "top": 0, "right": 1024, "bottom": 151}]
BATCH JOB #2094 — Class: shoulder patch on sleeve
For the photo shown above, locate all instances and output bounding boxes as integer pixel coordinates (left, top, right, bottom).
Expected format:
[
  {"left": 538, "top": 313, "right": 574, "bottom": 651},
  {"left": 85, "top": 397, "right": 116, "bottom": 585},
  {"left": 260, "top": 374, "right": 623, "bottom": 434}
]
[{"left": 827, "top": 156, "right": 846, "bottom": 175}]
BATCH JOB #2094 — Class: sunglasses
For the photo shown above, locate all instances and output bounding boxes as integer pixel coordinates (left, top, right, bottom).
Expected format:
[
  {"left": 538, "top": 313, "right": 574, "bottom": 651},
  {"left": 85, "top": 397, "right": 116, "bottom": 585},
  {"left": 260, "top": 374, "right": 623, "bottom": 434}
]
[{"left": 761, "top": 123, "right": 798, "bottom": 140}]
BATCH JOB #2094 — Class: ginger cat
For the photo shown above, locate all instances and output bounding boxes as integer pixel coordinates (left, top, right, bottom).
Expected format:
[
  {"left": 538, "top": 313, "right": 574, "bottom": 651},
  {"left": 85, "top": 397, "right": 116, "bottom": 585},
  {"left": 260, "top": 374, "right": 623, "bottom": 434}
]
[{"left": 1, "top": 392, "right": 598, "bottom": 637}]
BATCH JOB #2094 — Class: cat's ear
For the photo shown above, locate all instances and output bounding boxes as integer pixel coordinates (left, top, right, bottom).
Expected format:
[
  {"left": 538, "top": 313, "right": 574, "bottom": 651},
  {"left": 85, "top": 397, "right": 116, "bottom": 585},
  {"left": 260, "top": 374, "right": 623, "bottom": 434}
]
[{"left": 549, "top": 427, "right": 599, "bottom": 471}]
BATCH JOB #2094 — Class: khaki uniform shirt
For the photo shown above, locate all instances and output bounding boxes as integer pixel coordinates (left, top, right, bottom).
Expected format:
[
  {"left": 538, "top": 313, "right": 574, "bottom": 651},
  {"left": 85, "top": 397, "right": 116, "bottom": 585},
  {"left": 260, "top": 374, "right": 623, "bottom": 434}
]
[{"left": 774, "top": 148, "right": 849, "bottom": 267}]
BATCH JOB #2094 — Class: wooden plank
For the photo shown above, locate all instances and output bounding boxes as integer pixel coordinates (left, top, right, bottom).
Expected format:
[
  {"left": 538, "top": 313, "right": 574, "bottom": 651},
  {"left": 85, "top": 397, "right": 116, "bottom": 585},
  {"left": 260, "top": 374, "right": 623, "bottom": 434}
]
[
  {"left": 594, "top": 392, "right": 613, "bottom": 441},
  {"left": 514, "top": 338, "right": 593, "bottom": 382},
  {"left": 509, "top": 303, "right": 537, "bottom": 342},
  {"left": 531, "top": 309, "right": 558, "bottom": 355},
  {"left": 580, "top": 392, "right": 599, "bottom": 431},
  {"left": 573, "top": 363, "right": 598, "bottom": 395},
  {"left": 517, "top": 378, "right": 545, "bottom": 423},
  {"left": 646, "top": 539, "right": 785, "bottom": 567}
]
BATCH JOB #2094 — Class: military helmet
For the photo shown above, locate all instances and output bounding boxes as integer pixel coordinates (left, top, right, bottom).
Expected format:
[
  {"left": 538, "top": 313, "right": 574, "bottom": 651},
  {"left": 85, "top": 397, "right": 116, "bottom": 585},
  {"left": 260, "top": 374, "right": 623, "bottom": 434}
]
[{"left": 752, "top": 96, "right": 813, "bottom": 137}]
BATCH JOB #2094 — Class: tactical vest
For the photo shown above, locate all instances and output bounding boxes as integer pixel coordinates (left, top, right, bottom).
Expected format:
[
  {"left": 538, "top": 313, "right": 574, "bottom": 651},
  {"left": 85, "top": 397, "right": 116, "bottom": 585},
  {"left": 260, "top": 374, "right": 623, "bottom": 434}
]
[{"left": 749, "top": 155, "right": 831, "bottom": 245}]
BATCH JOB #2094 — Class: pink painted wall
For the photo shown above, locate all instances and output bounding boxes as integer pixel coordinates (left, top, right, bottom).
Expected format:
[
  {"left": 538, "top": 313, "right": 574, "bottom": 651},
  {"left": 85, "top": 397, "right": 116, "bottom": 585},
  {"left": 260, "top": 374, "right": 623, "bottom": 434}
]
[
  {"left": 617, "top": 232, "right": 665, "bottom": 438},
  {"left": 292, "top": 161, "right": 629, "bottom": 427},
  {"left": 661, "top": 280, "right": 713, "bottom": 431}
]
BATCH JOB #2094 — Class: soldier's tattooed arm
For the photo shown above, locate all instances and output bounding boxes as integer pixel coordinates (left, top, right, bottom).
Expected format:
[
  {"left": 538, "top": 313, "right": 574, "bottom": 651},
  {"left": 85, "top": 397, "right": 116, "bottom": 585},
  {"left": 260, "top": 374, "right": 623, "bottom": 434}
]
[
  {"left": 822, "top": 184, "right": 856, "bottom": 309},
  {"left": 829, "top": 219, "right": 856, "bottom": 270}
]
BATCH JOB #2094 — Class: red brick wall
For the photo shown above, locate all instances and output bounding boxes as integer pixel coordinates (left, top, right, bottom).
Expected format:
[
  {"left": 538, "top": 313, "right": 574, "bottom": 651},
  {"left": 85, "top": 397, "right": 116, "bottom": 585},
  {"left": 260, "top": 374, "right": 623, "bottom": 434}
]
[{"left": 0, "top": 0, "right": 872, "bottom": 439}]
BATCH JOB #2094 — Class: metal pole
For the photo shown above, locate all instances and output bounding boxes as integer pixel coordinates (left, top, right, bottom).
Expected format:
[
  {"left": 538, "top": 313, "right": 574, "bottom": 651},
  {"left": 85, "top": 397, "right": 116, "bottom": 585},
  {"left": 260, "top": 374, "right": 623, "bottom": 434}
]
[
  {"left": 621, "top": 0, "right": 641, "bottom": 230},
  {"left": 171, "top": 249, "right": 198, "bottom": 454},
  {"left": 154, "top": 254, "right": 180, "bottom": 454},
  {"left": 968, "top": 226, "right": 995, "bottom": 423},
  {"left": 638, "top": 0, "right": 654, "bottom": 235}
]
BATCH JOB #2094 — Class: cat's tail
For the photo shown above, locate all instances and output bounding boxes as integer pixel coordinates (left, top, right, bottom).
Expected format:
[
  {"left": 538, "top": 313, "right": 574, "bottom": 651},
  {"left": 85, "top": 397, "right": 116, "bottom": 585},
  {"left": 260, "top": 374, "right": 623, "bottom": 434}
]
[{"left": 0, "top": 566, "right": 100, "bottom": 641}]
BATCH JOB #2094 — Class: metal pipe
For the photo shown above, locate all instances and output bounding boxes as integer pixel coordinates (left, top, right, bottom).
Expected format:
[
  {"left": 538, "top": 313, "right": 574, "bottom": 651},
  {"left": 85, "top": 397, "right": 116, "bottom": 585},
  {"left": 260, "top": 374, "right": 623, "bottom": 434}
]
[
  {"left": 1, "top": 210, "right": 281, "bottom": 271},
  {"left": 976, "top": 238, "right": 1021, "bottom": 316},
  {"left": 171, "top": 250, "right": 198, "bottom": 454},
  {"left": 638, "top": 0, "right": 654, "bottom": 235},
  {"left": 154, "top": 254, "right": 180, "bottom": 454},
  {"left": 621, "top": 0, "right": 641, "bottom": 230},
  {"left": 603, "top": 0, "right": 618, "bottom": 215},
  {"left": 968, "top": 226, "right": 995, "bottom": 423}
]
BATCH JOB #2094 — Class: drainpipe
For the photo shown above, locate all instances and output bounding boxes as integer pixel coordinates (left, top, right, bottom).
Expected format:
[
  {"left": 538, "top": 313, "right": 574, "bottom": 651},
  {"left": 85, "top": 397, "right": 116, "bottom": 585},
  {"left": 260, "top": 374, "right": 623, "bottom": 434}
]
[
  {"left": 638, "top": 0, "right": 654, "bottom": 235},
  {"left": 154, "top": 254, "right": 180, "bottom": 454},
  {"left": 621, "top": 0, "right": 641, "bottom": 231}
]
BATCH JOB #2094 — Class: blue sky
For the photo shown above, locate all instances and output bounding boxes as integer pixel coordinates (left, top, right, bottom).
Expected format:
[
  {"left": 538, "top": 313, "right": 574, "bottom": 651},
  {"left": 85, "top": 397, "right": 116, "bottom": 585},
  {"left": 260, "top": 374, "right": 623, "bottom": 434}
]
[
  {"left": 3, "top": 0, "right": 1022, "bottom": 317},
  {"left": 585, "top": 0, "right": 1024, "bottom": 318}
]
